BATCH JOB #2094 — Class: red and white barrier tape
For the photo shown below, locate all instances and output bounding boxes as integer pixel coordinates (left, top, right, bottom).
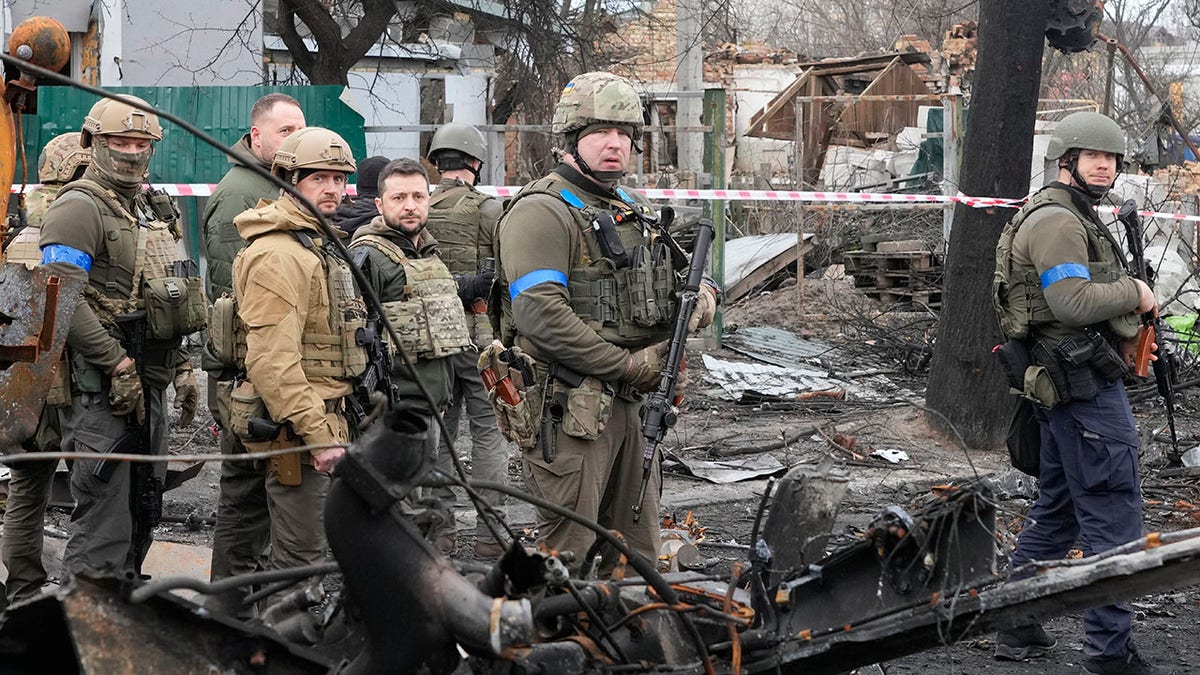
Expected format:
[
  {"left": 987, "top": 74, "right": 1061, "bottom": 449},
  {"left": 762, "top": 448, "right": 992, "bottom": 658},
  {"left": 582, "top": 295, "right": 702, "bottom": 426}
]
[{"left": 11, "top": 183, "right": 1200, "bottom": 223}]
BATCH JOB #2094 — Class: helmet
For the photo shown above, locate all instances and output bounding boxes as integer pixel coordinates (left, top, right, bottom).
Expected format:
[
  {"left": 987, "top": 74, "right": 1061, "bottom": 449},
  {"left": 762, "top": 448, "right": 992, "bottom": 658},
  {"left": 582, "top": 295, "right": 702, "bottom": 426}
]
[
  {"left": 1045, "top": 111, "right": 1125, "bottom": 161},
  {"left": 80, "top": 95, "right": 162, "bottom": 148},
  {"left": 271, "top": 127, "right": 357, "bottom": 179},
  {"left": 552, "top": 72, "right": 644, "bottom": 140},
  {"left": 428, "top": 123, "right": 487, "bottom": 163},
  {"left": 37, "top": 132, "right": 90, "bottom": 183}
]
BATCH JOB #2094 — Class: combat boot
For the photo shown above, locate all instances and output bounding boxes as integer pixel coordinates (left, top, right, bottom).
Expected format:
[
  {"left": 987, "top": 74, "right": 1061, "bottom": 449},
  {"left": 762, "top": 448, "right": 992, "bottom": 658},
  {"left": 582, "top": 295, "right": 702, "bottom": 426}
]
[
  {"left": 994, "top": 623, "right": 1056, "bottom": 661},
  {"left": 1082, "top": 642, "right": 1168, "bottom": 675}
]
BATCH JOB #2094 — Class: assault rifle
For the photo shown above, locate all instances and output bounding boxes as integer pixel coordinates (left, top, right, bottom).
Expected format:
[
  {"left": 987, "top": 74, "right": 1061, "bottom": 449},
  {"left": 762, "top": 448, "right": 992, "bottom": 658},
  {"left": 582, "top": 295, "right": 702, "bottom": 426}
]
[
  {"left": 345, "top": 249, "right": 398, "bottom": 430},
  {"left": 93, "top": 309, "right": 163, "bottom": 577},
  {"left": 346, "top": 310, "right": 397, "bottom": 431},
  {"left": 1117, "top": 199, "right": 1180, "bottom": 465},
  {"left": 632, "top": 218, "right": 716, "bottom": 524}
]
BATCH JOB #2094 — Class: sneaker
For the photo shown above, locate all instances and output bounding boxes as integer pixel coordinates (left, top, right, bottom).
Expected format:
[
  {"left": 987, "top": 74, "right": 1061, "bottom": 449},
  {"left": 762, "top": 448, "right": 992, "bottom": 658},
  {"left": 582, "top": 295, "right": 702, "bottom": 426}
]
[
  {"left": 1082, "top": 643, "right": 1167, "bottom": 675},
  {"left": 994, "top": 624, "right": 1057, "bottom": 661},
  {"left": 473, "top": 539, "right": 507, "bottom": 561}
]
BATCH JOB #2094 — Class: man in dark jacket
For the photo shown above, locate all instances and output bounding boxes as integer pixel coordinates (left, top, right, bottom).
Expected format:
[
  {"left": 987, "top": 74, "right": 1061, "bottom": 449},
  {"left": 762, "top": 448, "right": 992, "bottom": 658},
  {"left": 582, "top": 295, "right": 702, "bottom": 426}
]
[
  {"left": 349, "top": 158, "right": 474, "bottom": 549},
  {"left": 332, "top": 155, "right": 389, "bottom": 238},
  {"left": 200, "top": 93, "right": 304, "bottom": 614}
]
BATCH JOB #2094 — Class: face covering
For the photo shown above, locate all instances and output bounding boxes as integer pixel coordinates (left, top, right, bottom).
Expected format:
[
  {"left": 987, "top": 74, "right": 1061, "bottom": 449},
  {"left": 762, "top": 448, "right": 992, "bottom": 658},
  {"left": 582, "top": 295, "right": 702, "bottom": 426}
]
[{"left": 91, "top": 139, "right": 154, "bottom": 189}]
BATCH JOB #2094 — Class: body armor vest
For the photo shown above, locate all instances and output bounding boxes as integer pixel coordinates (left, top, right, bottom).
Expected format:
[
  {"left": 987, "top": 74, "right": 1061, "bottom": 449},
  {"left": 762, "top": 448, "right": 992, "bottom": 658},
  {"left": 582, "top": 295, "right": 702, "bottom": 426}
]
[
  {"left": 224, "top": 231, "right": 369, "bottom": 381},
  {"left": 994, "top": 186, "right": 1137, "bottom": 342},
  {"left": 3, "top": 186, "right": 61, "bottom": 265},
  {"left": 498, "top": 176, "right": 677, "bottom": 349},
  {"left": 56, "top": 180, "right": 201, "bottom": 330},
  {"left": 349, "top": 233, "right": 470, "bottom": 359},
  {"left": 426, "top": 183, "right": 493, "bottom": 276}
]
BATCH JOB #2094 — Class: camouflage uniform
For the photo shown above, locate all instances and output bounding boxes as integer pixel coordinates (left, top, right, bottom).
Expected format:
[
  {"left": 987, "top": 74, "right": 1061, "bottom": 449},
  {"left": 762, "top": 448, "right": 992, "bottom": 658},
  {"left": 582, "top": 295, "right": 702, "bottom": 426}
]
[{"left": 38, "top": 98, "right": 203, "bottom": 574}]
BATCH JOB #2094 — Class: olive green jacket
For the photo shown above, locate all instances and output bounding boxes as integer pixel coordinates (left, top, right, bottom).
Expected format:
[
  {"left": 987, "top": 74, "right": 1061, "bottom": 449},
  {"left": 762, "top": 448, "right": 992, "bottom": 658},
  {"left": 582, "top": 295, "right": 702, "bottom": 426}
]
[
  {"left": 1010, "top": 183, "right": 1141, "bottom": 342},
  {"left": 496, "top": 165, "right": 657, "bottom": 384},
  {"left": 202, "top": 135, "right": 278, "bottom": 300}
]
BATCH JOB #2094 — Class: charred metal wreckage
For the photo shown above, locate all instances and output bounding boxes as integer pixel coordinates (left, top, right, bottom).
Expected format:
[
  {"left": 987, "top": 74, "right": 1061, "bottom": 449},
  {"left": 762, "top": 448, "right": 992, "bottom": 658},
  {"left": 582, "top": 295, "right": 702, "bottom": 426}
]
[
  {"left": 6, "top": 11, "right": 1200, "bottom": 675},
  {"left": 6, "top": 411, "right": 1200, "bottom": 674}
]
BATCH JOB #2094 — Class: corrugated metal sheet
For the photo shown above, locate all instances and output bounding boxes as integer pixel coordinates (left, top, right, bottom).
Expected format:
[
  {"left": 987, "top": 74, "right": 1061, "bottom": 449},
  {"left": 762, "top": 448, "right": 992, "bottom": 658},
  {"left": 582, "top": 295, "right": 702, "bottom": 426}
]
[{"left": 22, "top": 85, "right": 366, "bottom": 184}]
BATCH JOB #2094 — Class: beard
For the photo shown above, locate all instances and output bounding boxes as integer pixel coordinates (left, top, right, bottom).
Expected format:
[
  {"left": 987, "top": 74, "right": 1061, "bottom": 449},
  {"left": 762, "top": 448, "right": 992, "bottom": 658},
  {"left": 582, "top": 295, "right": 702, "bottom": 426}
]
[{"left": 385, "top": 214, "right": 425, "bottom": 238}]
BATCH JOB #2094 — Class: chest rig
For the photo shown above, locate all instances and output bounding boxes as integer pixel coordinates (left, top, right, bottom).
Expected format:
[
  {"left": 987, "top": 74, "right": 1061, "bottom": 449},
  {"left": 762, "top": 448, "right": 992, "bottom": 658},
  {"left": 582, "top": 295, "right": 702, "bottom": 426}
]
[
  {"left": 348, "top": 234, "right": 469, "bottom": 360},
  {"left": 217, "top": 231, "right": 369, "bottom": 381},
  {"left": 501, "top": 176, "right": 678, "bottom": 349},
  {"left": 57, "top": 180, "right": 203, "bottom": 338},
  {"left": 3, "top": 186, "right": 61, "bottom": 265},
  {"left": 993, "top": 186, "right": 1136, "bottom": 342},
  {"left": 426, "top": 183, "right": 493, "bottom": 276}
]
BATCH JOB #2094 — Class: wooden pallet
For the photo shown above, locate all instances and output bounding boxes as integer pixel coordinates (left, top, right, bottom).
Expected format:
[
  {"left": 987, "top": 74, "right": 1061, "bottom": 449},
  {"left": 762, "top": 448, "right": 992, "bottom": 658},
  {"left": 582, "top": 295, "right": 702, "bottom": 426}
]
[
  {"left": 852, "top": 270, "right": 943, "bottom": 290},
  {"left": 844, "top": 250, "right": 940, "bottom": 273},
  {"left": 862, "top": 288, "right": 943, "bottom": 308}
]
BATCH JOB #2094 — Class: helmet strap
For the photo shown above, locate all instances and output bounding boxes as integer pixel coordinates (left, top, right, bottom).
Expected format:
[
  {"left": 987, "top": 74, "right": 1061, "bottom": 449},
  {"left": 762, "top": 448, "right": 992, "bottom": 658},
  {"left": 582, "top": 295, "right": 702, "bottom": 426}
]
[
  {"left": 566, "top": 135, "right": 625, "bottom": 184},
  {"left": 1062, "top": 151, "right": 1119, "bottom": 201},
  {"left": 435, "top": 153, "right": 481, "bottom": 185}
]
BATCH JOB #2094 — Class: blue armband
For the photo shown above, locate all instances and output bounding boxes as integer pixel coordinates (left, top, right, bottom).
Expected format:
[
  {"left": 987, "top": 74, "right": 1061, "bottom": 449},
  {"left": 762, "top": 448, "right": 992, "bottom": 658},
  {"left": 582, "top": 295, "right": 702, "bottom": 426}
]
[
  {"left": 40, "top": 244, "right": 93, "bottom": 272},
  {"left": 1040, "top": 262, "right": 1090, "bottom": 288},
  {"left": 510, "top": 269, "right": 567, "bottom": 299}
]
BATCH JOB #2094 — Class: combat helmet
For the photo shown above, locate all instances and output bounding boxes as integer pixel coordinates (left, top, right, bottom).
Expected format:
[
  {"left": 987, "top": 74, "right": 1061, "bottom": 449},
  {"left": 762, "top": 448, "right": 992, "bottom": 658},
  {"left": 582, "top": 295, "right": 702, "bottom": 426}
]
[
  {"left": 553, "top": 72, "right": 644, "bottom": 141},
  {"left": 553, "top": 72, "right": 644, "bottom": 182},
  {"left": 1046, "top": 111, "right": 1125, "bottom": 199},
  {"left": 80, "top": 95, "right": 162, "bottom": 148},
  {"left": 37, "top": 131, "right": 90, "bottom": 183},
  {"left": 428, "top": 123, "right": 487, "bottom": 184},
  {"left": 271, "top": 127, "right": 357, "bottom": 183},
  {"left": 1046, "top": 111, "right": 1125, "bottom": 162}
]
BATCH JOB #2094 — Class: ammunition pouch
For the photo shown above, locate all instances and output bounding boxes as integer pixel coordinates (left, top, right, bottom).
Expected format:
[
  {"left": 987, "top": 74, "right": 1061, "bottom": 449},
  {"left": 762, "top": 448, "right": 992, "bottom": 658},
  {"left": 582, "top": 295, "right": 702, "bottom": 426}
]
[
  {"left": 1023, "top": 332, "right": 1128, "bottom": 408},
  {"left": 206, "top": 294, "right": 245, "bottom": 373},
  {"left": 143, "top": 275, "right": 206, "bottom": 340},
  {"left": 556, "top": 373, "right": 614, "bottom": 441},
  {"left": 229, "top": 380, "right": 268, "bottom": 441},
  {"left": 69, "top": 350, "right": 106, "bottom": 395},
  {"left": 995, "top": 340, "right": 1032, "bottom": 394},
  {"left": 46, "top": 355, "right": 71, "bottom": 406},
  {"left": 478, "top": 343, "right": 543, "bottom": 450}
]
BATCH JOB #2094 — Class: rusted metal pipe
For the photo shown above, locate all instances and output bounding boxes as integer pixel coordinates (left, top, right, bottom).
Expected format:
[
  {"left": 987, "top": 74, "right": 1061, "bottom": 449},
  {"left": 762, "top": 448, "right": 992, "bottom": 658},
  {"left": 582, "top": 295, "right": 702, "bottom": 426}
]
[{"left": 1100, "top": 33, "right": 1200, "bottom": 161}]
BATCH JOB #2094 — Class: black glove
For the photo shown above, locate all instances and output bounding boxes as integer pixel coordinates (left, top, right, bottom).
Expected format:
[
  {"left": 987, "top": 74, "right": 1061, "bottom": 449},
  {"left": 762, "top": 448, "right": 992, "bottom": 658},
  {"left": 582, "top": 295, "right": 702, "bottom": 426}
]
[{"left": 456, "top": 271, "right": 494, "bottom": 304}]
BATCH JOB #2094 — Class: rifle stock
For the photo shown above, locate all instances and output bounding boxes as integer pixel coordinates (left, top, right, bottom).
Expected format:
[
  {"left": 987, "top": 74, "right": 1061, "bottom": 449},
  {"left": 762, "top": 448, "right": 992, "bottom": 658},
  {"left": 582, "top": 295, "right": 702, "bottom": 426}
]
[{"left": 632, "top": 218, "right": 716, "bottom": 523}]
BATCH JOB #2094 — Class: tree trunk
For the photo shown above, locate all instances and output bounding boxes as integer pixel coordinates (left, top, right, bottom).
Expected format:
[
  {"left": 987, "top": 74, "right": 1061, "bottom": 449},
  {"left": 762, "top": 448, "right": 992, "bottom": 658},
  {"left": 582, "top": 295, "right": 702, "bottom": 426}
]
[{"left": 924, "top": 0, "right": 1049, "bottom": 449}]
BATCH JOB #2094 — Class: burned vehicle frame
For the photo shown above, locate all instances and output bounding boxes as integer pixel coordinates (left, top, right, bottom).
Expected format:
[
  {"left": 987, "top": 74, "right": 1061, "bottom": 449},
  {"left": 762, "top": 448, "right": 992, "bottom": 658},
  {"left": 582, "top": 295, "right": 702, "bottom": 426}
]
[{"left": 7, "top": 411, "right": 1200, "bottom": 674}]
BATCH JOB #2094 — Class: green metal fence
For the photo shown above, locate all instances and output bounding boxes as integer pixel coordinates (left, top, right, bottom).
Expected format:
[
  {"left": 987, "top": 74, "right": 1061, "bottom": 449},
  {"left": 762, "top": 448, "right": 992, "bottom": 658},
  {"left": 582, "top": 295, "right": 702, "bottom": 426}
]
[{"left": 19, "top": 85, "right": 367, "bottom": 261}]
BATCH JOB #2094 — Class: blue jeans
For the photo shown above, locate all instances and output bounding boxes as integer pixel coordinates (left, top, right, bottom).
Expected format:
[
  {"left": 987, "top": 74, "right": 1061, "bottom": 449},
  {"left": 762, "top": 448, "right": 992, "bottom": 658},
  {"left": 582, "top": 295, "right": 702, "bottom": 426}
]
[{"left": 1009, "top": 380, "right": 1142, "bottom": 658}]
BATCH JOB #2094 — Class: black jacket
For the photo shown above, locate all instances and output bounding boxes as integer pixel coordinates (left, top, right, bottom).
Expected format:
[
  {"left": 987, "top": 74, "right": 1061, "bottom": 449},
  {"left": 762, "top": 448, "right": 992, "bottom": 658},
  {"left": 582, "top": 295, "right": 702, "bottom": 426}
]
[{"left": 332, "top": 194, "right": 379, "bottom": 237}]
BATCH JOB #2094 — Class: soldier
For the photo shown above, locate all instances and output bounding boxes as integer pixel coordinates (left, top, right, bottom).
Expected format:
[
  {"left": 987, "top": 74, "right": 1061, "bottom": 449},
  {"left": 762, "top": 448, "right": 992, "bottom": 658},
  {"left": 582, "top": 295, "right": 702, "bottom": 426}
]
[
  {"left": 38, "top": 96, "right": 204, "bottom": 575},
  {"left": 992, "top": 111, "right": 1162, "bottom": 675},
  {"left": 348, "top": 158, "right": 473, "bottom": 550},
  {"left": 331, "top": 154, "right": 389, "bottom": 238},
  {"left": 1, "top": 132, "right": 90, "bottom": 606},
  {"left": 424, "top": 124, "right": 509, "bottom": 559},
  {"left": 201, "top": 93, "right": 304, "bottom": 609},
  {"left": 492, "top": 72, "right": 717, "bottom": 572},
  {"left": 231, "top": 127, "right": 364, "bottom": 578}
]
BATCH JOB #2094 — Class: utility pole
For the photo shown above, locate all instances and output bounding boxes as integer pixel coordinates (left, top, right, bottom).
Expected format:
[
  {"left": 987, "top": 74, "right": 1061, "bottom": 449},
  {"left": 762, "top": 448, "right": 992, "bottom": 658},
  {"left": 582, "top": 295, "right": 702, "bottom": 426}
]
[{"left": 676, "top": 0, "right": 704, "bottom": 180}]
